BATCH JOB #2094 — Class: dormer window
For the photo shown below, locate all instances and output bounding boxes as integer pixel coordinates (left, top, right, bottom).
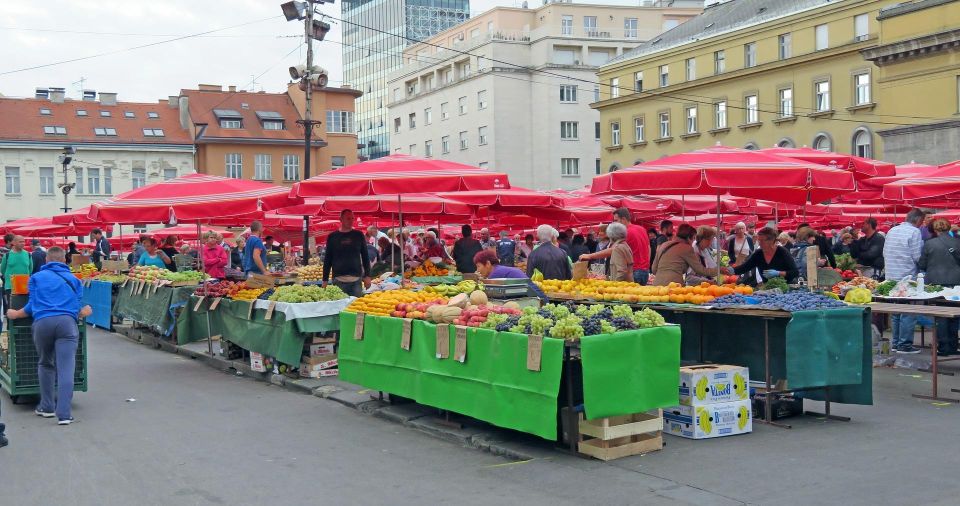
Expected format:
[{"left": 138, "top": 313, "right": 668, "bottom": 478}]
[
  {"left": 214, "top": 108, "right": 243, "bottom": 129},
  {"left": 256, "top": 111, "right": 284, "bottom": 130},
  {"left": 76, "top": 109, "right": 88, "bottom": 117}
]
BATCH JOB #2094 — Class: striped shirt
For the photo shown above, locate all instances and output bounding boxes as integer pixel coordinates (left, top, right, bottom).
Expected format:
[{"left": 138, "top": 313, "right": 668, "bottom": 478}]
[{"left": 882, "top": 222, "right": 922, "bottom": 281}]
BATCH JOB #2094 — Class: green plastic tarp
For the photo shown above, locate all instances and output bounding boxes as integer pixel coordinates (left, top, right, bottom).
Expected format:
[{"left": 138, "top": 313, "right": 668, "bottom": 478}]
[
  {"left": 113, "top": 285, "right": 195, "bottom": 336},
  {"left": 580, "top": 325, "right": 681, "bottom": 420},
  {"left": 338, "top": 312, "right": 564, "bottom": 440}
]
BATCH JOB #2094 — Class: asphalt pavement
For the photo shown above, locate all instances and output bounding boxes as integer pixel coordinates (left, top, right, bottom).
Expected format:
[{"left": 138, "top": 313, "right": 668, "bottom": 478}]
[{"left": 3, "top": 327, "right": 960, "bottom": 506}]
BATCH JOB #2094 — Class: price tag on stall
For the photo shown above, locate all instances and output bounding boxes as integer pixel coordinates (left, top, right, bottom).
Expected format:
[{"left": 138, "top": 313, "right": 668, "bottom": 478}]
[
  {"left": 264, "top": 301, "right": 277, "bottom": 320},
  {"left": 193, "top": 296, "right": 206, "bottom": 312},
  {"left": 121, "top": 278, "right": 129, "bottom": 288},
  {"left": 526, "top": 334, "right": 543, "bottom": 372},
  {"left": 137, "top": 280, "right": 145, "bottom": 295},
  {"left": 435, "top": 324, "right": 450, "bottom": 359},
  {"left": 144, "top": 285, "right": 151, "bottom": 300},
  {"left": 454, "top": 326, "right": 467, "bottom": 363},
  {"left": 400, "top": 319, "right": 412, "bottom": 350},
  {"left": 152, "top": 280, "right": 160, "bottom": 294},
  {"left": 247, "top": 300, "right": 256, "bottom": 320},
  {"left": 353, "top": 313, "right": 365, "bottom": 340},
  {"left": 210, "top": 297, "right": 222, "bottom": 310}
]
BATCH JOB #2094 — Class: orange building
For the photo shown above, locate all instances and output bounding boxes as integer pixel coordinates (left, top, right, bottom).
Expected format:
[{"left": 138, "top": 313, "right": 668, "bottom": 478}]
[{"left": 180, "top": 83, "right": 361, "bottom": 185}]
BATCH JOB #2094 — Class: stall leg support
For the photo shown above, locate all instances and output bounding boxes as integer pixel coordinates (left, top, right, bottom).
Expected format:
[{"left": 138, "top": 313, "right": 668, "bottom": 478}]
[
  {"left": 755, "top": 318, "right": 792, "bottom": 429},
  {"left": 804, "top": 387, "right": 851, "bottom": 422},
  {"left": 912, "top": 335, "right": 960, "bottom": 403}
]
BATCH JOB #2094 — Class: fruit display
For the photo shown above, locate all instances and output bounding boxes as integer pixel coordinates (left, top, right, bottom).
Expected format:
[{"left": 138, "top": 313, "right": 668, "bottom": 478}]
[
  {"left": 710, "top": 291, "right": 848, "bottom": 311},
  {"left": 296, "top": 264, "right": 323, "bottom": 282},
  {"left": 128, "top": 265, "right": 165, "bottom": 283},
  {"left": 92, "top": 273, "right": 127, "bottom": 284},
  {"left": 492, "top": 303, "right": 667, "bottom": 340},
  {"left": 231, "top": 287, "right": 268, "bottom": 301},
  {"left": 267, "top": 284, "right": 349, "bottom": 303},
  {"left": 346, "top": 289, "right": 447, "bottom": 316},
  {"left": 71, "top": 263, "right": 99, "bottom": 279},
  {"left": 536, "top": 279, "right": 752, "bottom": 304},
  {"left": 422, "top": 279, "right": 482, "bottom": 297},
  {"left": 405, "top": 260, "right": 450, "bottom": 279},
  {"left": 193, "top": 281, "right": 244, "bottom": 298},
  {"left": 831, "top": 276, "right": 879, "bottom": 296},
  {"left": 161, "top": 270, "right": 207, "bottom": 284},
  {"left": 843, "top": 288, "right": 872, "bottom": 304}
]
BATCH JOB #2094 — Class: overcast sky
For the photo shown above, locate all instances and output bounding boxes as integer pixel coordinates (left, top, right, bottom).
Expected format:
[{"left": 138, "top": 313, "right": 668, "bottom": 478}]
[{"left": 0, "top": 0, "right": 562, "bottom": 103}]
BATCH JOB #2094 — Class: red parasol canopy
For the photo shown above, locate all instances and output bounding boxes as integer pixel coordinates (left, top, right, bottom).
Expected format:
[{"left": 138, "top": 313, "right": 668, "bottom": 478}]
[
  {"left": 51, "top": 206, "right": 108, "bottom": 226},
  {"left": 435, "top": 188, "right": 559, "bottom": 208},
  {"left": 591, "top": 146, "right": 858, "bottom": 205},
  {"left": 0, "top": 217, "right": 48, "bottom": 235},
  {"left": 8, "top": 217, "right": 104, "bottom": 237},
  {"left": 276, "top": 194, "right": 474, "bottom": 218},
  {"left": 87, "top": 174, "right": 295, "bottom": 224},
  {"left": 289, "top": 155, "right": 511, "bottom": 197},
  {"left": 882, "top": 161, "right": 960, "bottom": 201},
  {"left": 759, "top": 147, "right": 895, "bottom": 179},
  {"left": 148, "top": 224, "right": 235, "bottom": 241}
]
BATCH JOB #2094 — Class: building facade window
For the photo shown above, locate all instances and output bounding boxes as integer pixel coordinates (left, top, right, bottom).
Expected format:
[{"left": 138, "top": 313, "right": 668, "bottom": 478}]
[
  {"left": 685, "top": 107, "right": 697, "bottom": 134},
  {"left": 441, "top": 135, "right": 450, "bottom": 154},
  {"left": 39, "top": 167, "right": 54, "bottom": 194},
  {"left": 220, "top": 118, "right": 241, "bottom": 129},
  {"left": 74, "top": 167, "right": 83, "bottom": 194},
  {"left": 610, "top": 78, "right": 620, "bottom": 98},
  {"left": 854, "top": 14, "right": 869, "bottom": 41},
  {"left": 561, "top": 158, "right": 579, "bottom": 177},
  {"left": 132, "top": 168, "right": 146, "bottom": 188},
  {"left": 779, "top": 88, "right": 793, "bottom": 117},
  {"left": 745, "top": 95, "right": 759, "bottom": 123},
  {"left": 441, "top": 102, "right": 449, "bottom": 120},
  {"left": 458, "top": 96, "right": 467, "bottom": 115},
  {"left": 163, "top": 168, "right": 177, "bottom": 181},
  {"left": 853, "top": 129, "right": 872, "bottom": 158},
  {"left": 331, "top": 156, "right": 346, "bottom": 168},
  {"left": 744, "top": 42, "right": 757, "bottom": 68},
  {"left": 584, "top": 16, "right": 597, "bottom": 36},
  {"left": 87, "top": 167, "right": 100, "bottom": 194},
  {"left": 595, "top": 122, "right": 601, "bottom": 140},
  {"left": 561, "top": 15, "right": 573, "bottom": 36},
  {"left": 560, "top": 84, "right": 578, "bottom": 103},
  {"left": 812, "top": 133, "right": 832, "bottom": 152},
  {"left": 714, "top": 50, "right": 725, "bottom": 74},
  {"left": 560, "top": 121, "right": 579, "bottom": 140},
  {"left": 424, "top": 140, "right": 433, "bottom": 157},
  {"left": 634, "top": 117, "right": 644, "bottom": 142},
  {"left": 254, "top": 154, "right": 272, "bottom": 180},
  {"left": 815, "top": 81, "right": 831, "bottom": 111},
  {"left": 594, "top": 86, "right": 600, "bottom": 102},
  {"left": 262, "top": 120, "right": 284, "bottom": 130},
  {"left": 5, "top": 167, "right": 20, "bottom": 194},
  {"left": 459, "top": 131, "right": 468, "bottom": 150},
  {"left": 225, "top": 153, "right": 242, "bottom": 179},
  {"left": 478, "top": 126, "right": 488, "bottom": 145},
  {"left": 659, "top": 65, "right": 668, "bottom": 87},
  {"left": 815, "top": 24, "right": 829, "bottom": 50},
  {"left": 686, "top": 58, "right": 696, "bottom": 81},
  {"left": 477, "top": 90, "right": 488, "bottom": 109},
  {"left": 424, "top": 108, "right": 432, "bottom": 125},
  {"left": 409, "top": 144, "right": 417, "bottom": 155},
  {"left": 104, "top": 168, "right": 112, "bottom": 194},
  {"left": 658, "top": 112, "right": 670, "bottom": 138},
  {"left": 715, "top": 101, "right": 727, "bottom": 129},
  {"left": 283, "top": 154, "right": 300, "bottom": 181},
  {"left": 326, "top": 111, "right": 354, "bottom": 133},
  {"left": 394, "top": 117, "right": 401, "bottom": 134},
  {"left": 634, "top": 72, "right": 643, "bottom": 92},
  {"left": 854, "top": 73, "right": 871, "bottom": 104},
  {"left": 625, "top": 18, "right": 638, "bottom": 38},
  {"left": 777, "top": 138, "right": 796, "bottom": 148},
  {"left": 778, "top": 33, "right": 791, "bottom": 59},
  {"left": 595, "top": 158, "right": 601, "bottom": 175},
  {"left": 408, "top": 112, "right": 416, "bottom": 129},
  {"left": 611, "top": 122, "right": 621, "bottom": 145}
]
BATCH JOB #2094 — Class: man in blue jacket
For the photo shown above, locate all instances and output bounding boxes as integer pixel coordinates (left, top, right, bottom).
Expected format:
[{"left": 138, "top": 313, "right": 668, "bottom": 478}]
[{"left": 6, "top": 247, "right": 91, "bottom": 425}]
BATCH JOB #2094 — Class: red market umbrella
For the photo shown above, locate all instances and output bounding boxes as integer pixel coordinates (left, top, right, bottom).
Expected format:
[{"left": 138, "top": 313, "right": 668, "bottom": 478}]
[
  {"left": 882, "top": 161, "right": 960, "bottom": 201},
  {"left": 148, "top": 224, "right": 235, "bottom": 241},
  {"left": 602, "top": 194, "right": 740, "bottom": 215},
  {"left": 289, "top": 155, "right": 510, "bottom": 197},
  {"left": 51, "top": 206, "right": 108, "bottom": 226},
  {"left": 0, "top": 217, "right": 47, "bottom": 234},
  {"left": 9, "top": 218, "right": 103, "bottom": 237},
  {"left": 591, "top": 146, "right": 857, "bottom": 205},
  {"left": 435, "top": 188, "right": 559, "bottom": 208},
  {"left": 760, "top": 147, "right": 895, "bottom": 179},
  {"left": 276, "top": 194, "right": 474, "bottom": 218},
  {"left": 88, "top": 174, "right": 295, "bottom": 224}
]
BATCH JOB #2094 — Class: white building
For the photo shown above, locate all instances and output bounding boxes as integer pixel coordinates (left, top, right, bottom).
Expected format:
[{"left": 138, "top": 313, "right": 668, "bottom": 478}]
[
  {"left": 386, "top": 1, "right": 702, "bottom": 190},
  {"left": 0, "top": 88, "right": 194, "bottom": 230}
]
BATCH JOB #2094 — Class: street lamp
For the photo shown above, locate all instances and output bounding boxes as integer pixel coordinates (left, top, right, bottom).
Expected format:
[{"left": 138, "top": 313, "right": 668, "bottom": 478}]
[{"left": 56, "top": 145, "right": 76, "bottom": 213}]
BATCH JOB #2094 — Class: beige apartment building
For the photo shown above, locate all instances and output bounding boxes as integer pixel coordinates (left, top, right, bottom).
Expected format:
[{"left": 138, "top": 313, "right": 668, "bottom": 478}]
[{"left": 387, "top": 1, "right": 701, "bottom": 190}]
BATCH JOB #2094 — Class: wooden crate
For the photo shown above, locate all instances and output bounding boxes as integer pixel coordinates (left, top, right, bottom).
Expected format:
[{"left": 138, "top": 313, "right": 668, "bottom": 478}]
[{"left": 577, "top": 410, "right": 663, "bottom": 461}]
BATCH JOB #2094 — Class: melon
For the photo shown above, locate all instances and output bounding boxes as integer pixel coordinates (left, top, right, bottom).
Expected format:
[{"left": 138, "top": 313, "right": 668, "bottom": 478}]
[
  {"left": 503, "top": 301, "right": 521, "bottom": 310},
  {"left": 448, "top": 293, "right": 469, "bottom": 308},
  {"left": 439, "top": 306, "right": 462, "bottom": 324},
  {"left": 469, "top": 290, "right": 489, "bottom": 306}
]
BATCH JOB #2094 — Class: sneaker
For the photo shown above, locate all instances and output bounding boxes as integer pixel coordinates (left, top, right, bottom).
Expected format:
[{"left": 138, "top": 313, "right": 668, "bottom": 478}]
[
  {"left": 0, "top": 434, "right": 8, "bottom": 448},
  {"left": 57, "top": 418, "right": 74, "bottom": 426},
  {"left": 897, "top": 345, "right": 921, "bottom": 354},
  {"left": 34, "top": 409, "right": 55, "bottom": 418}
]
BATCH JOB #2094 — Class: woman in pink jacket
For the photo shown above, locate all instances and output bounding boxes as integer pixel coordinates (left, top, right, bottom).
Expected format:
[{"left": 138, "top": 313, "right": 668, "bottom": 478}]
[{"left": 202, "top": 232, "right": 229, "bottom": 278}]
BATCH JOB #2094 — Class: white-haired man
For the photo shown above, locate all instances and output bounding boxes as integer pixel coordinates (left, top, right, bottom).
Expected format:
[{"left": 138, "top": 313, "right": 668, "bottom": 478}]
[{"left": 526, "top": 225, "right": 571, "bottom": 280}]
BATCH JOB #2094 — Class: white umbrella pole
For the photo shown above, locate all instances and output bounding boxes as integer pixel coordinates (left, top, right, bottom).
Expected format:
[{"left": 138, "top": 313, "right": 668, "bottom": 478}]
[
  {"left": 716, "top": 192, "right": 722, "bottom": 282},
  {"left": 398, "top": 195, "right": 404, "bottom": 276}
]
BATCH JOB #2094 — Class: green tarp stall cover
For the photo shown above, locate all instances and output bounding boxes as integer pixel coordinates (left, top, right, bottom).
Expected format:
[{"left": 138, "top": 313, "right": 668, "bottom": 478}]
[
  {"left": 338, "top": 312, "right": 564, "bottom": 440},
  {"left": 113, "top": 285, "right": 195, "bottom": 336}
]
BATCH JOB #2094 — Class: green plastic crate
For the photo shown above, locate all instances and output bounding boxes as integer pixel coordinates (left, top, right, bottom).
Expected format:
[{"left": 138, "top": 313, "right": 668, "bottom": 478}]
[{"left": 0, "top": 321, "right": 88, "bottom": 403}]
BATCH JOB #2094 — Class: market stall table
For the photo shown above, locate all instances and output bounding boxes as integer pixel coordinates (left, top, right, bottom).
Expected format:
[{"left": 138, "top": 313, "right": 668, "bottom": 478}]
[
  {"left": 113, "top": 282, "right": 197, "bottom": 337},
  {"left": 80, "top": 279, "right": 117, "bottom": 330}
]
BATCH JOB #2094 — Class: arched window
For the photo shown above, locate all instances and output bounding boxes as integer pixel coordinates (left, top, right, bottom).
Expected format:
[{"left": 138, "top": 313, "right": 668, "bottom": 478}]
[
  {"left": 777, "top": 137, "right": 795, "bottom": 148},
  {"left": 633, "top": 159, "right": 644, "bottom": 165},
  {"left": 812, "top": 133, "right": 832, "bottom": 152},
  {"left": 609, "top": 163, "right": 621, "bottom": 172},
  {"left": 853, "top": 128, "right": 873, "bottom": 158},
  {"left": 743, "top": 142, "right": 759, "bottom": 150}
]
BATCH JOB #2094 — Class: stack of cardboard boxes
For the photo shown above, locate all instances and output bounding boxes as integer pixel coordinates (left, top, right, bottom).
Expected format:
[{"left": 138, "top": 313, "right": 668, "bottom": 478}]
[
  {"left": 300, "top": 337, "right": 338, "bottom": 378},
  {"left": 664, "top": 364, "right": 753, "bottom": 439}
]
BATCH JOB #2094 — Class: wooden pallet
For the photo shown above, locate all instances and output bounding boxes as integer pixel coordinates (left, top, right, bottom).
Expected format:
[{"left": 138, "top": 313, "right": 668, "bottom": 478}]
[{"left": 577, "top": 409, "right": 663, "bottom": 461}]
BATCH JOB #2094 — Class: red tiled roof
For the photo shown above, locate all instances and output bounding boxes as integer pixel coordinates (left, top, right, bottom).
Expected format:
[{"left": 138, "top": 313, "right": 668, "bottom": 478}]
[
  {"left": 181, "top": 89, "right": 305, "bottom": 143},
  {"left": 0, "top": 97, "right": 192, "bottom": 145}
]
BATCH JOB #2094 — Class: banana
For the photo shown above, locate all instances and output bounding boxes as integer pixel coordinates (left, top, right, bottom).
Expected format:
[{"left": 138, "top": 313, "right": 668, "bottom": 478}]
[
  {"left": 738, "top": 405, "right": 750, "bottom": 430},
  {"left": 695, "top": 376, "right": 710, "bottom": 402},
  {"left": 733, "top": 373, "right": 748, "bottom": 400},
  {"left": 697, "top": 407, "right": 713, "bottom": 435}
]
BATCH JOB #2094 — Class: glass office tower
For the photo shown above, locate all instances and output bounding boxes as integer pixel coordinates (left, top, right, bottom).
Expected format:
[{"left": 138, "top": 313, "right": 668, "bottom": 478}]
[{"left": 342, "top": 0, "right": 469, "bottom": 160}]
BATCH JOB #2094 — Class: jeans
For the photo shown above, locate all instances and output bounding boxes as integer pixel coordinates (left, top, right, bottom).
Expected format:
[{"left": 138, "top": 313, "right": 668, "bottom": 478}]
[
  {"left": 891, "top": 313, "right": 917, "bottom": 349},
  {"left": 32, "top": 315, "right": 79, "bottom": 420},
  {"left": 1, "top": 289, "right": 8, "bottom": 334},
  {"left": 334, "top": 280, "right": 364, "bottom": 298},
  {"left": 633, "top": 269, "right": 649, "bottom": 286},
  {"left": 935, "top": 317, "right": 960, "bottom": 352}
]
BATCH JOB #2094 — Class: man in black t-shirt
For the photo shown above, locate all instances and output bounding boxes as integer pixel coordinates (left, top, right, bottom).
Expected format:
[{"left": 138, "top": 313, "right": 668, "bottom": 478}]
[
  {"left": 452, "top": 225, "right": 482, "bottom": 274},
  {"left": 322, "top": 209, "right": 371, "bottom": 297}
]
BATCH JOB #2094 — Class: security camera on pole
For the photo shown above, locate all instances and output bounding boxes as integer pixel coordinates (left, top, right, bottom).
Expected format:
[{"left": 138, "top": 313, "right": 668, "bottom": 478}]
[
  {"left": 281, "top": 0, "right": 333, "bottom": 263},
  {"left": 57, "top": 146, "right": 76, "bottom": 214}
]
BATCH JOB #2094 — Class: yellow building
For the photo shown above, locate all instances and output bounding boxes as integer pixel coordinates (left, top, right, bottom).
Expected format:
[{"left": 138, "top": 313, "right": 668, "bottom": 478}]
[
  {"left": 864, "top": 0, "right": 960, "bottom": 164},
  {"left": 594, "top": 0, "right": 895, "bottom": 171}
]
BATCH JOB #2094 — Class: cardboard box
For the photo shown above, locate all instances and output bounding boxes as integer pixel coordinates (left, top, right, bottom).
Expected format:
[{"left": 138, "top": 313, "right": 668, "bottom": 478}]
[
  {"left": 300, "top": 367, "right": 339, "bottom": 378},
  {"left": 750, "top": 381, "right": 803, "bottom": 421},
  {"left": 678, "top": 364, "right": 750, "bottom": 406},
  {"left": 663, "top": 400, "right": 752, "bottom": 439},
  {"left": 302, "top": 353, "right": 337, "bottom": 366},
  {"left": 307, "top": 342, "right": 336, "bottom": 356},
  {"left": 301, "top": 356, "right": 337, "bottom": 371},
  {"left": 250, "top": 352, "right": 266, "bottom": 373}
]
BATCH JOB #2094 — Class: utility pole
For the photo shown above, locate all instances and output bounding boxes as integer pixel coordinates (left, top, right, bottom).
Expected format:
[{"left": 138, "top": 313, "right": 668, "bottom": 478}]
[
  {"left": 302, "top": 0, "right": 315, "bottom": 263},
  {"left": 58, "top": 146, "right": 76, "bottom": 213}
]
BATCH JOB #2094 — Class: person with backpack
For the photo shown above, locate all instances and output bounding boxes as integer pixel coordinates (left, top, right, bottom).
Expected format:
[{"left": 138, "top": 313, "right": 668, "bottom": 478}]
[
  {"left": 791, "top": 227, "right": 827, "bottom": 280},
  {"left": 495, "top": 231, "right": 516, "bottom": 267},
  {"left": 919, "top": 218, "right": 960, "bottom": 356}
]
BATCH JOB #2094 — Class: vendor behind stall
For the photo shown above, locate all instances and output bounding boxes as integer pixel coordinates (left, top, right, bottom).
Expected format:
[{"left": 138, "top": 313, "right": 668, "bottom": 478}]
[
  {"left": 725, "top": 226, "right": 798, "bottom": 284},
  {"left": 137, "top": 238, "right": 172, "bottom": 269},
  {"left": 474, "top": 250, "right": 525, "bottom": 279}
]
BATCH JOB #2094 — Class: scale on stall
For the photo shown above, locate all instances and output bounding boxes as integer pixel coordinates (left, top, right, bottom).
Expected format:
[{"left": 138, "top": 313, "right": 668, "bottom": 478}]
[{"left": 483, "top": 278, "right": 531, "bottom": 299}]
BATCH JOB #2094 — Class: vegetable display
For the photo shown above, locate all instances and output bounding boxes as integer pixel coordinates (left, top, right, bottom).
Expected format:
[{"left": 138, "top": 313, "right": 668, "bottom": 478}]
[
  {"left": 760, "top": 277, "right": 789, "bottom": 292},
  {"left": 405, "top": 260, "right": 449, "bottom": 278},
  {"left": 422, "top": 280, "right": 483, "bottom": 296},
  {"left": 296, "top": 264, "right": 323, "bottom": 282}
]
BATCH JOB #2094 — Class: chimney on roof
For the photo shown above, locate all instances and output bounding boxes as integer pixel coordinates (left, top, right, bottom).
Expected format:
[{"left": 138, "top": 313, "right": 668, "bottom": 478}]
[
  {"left": 50, "top": 89, "right": 65, "bottom": 103},
  {"left": 99, "top": 92, "right": 118, "bottom": 106},
  {"left": 178, "top": 96, "right": 190, "bottom": 131},
  {"left": 228, "top": 85, "right": 236, "bottom": 92},
  {"left": 167, "top": 95, "right": 178, "bottom": 108},
  {"left": 82, "top": 90, "right": 96, "bottom": 101},
  {"left": 198, "top": 84, "right": 223, "bottom": 92},
  {"left": 35, "top": 88, "right": 49, "bottom": 99}
]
